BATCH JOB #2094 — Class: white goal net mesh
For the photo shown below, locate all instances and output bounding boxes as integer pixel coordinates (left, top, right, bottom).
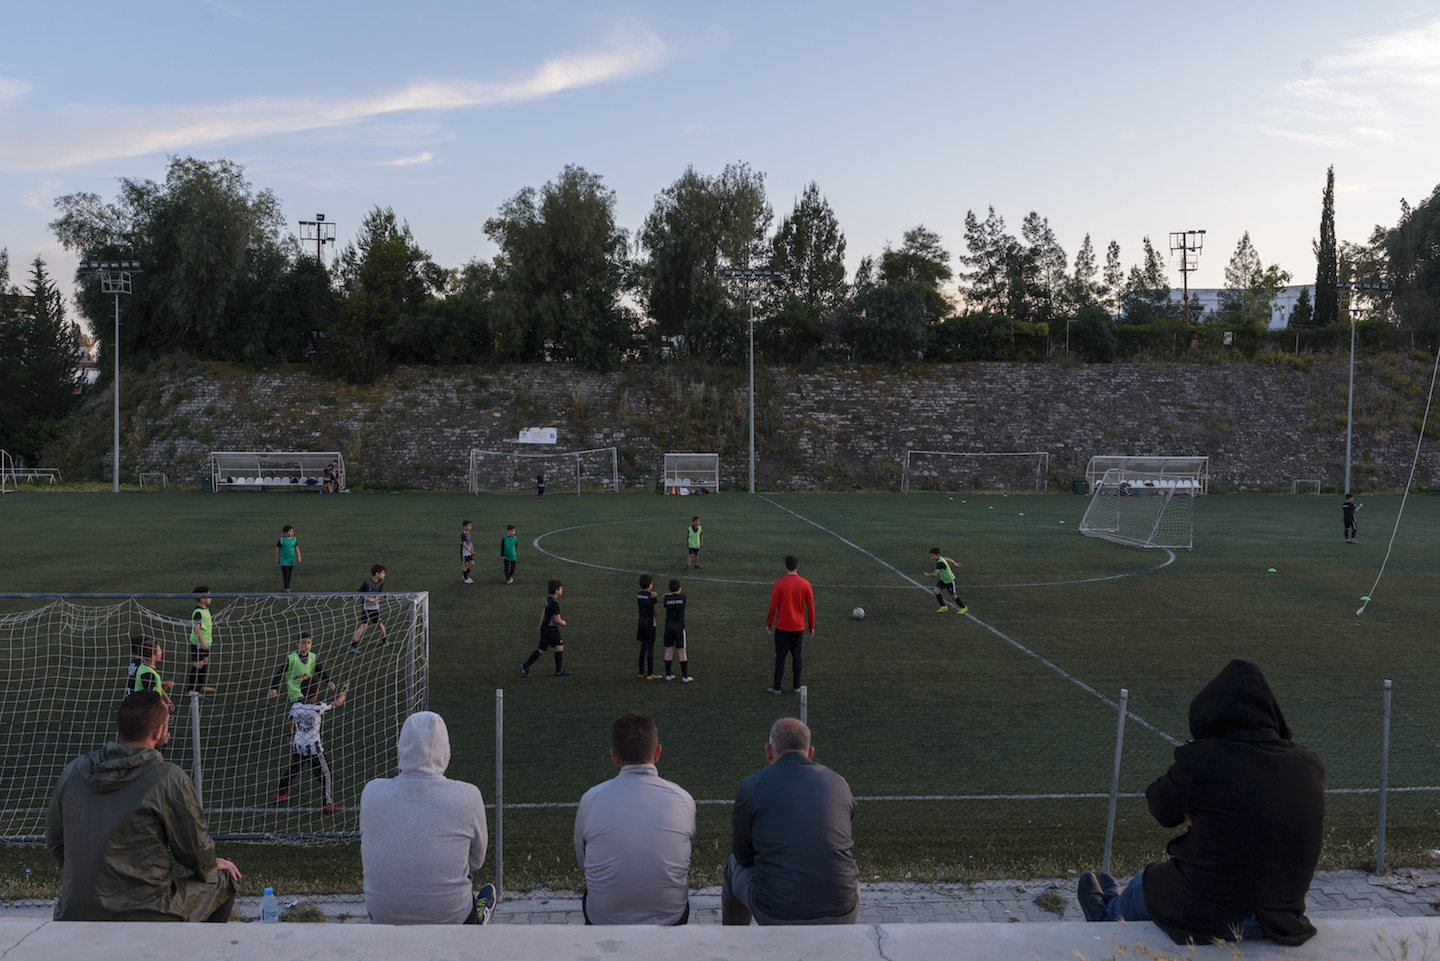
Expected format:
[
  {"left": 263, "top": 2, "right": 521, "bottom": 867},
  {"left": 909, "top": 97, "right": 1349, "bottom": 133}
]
[
  {"left": 902, "top": 451, "right": 1049, "bottom": 493},
  {"left": 469, "top": 448, "right": 618, "bottom": 495},
  {"left": 0, "top": 592, "right": 428, "bottom": 844},
  {"left": 1079, "top": 469, "right": 1195, "bottom": 550}
]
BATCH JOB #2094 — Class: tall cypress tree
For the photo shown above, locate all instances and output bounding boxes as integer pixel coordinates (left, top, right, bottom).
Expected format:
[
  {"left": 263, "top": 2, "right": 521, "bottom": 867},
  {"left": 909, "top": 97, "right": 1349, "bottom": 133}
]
[{"left": 1314, "top": 166, "right": 1338, "bottom": 326}]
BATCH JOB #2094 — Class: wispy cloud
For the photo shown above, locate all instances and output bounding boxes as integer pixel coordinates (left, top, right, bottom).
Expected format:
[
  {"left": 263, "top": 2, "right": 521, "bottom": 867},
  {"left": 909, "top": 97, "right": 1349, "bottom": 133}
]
[
  {"left": 19, "top": 178, "right": 61, "bottom": 213},
  {"left": 1267, "top": 18, "right": 1440, "bottom": 149},
  {"left": 374, "top": 151, "right": 434, "bottom": 168},
  {"left": 0, "top": 29, "right": 664, "bottom": 170},
  {"left": 203, "top": 0, "right": 269, "bottom": 25},
  {"left": 0, "top": 76, "right": 30, "bottom": 103}
]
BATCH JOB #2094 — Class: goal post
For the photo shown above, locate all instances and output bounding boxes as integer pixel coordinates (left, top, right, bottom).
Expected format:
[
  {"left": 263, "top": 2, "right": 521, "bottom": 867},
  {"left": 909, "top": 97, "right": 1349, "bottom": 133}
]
[
  {"left": 0, "top": 450, "right": 13, "bottom": 494},
  {"left": 1085, "top": 456, "right": 1209, "bottom": 495},
  {"left": 1079, "top": 469, "right": 1196, "bottom": 550},
  {"left": 663, "top": 453, "right": 719, "bottom": 494},
  {"left": 1292, "top": 478, "right": 1322, "bottom": 495},
  {"left": 0, "top": 591, "right": 429, "bottom": 844},
  {"left": 902, "top": 451, "right": 1049, "bottom": 493},
  {"left": 469, "top": 448, "right": 619, "bottom": 495}
]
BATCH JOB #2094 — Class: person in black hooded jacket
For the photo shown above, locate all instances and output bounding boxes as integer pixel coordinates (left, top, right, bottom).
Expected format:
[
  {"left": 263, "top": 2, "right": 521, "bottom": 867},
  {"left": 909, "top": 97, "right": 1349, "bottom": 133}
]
[{"left": 1077, "top": 659, "right": 1325, "bottom": 946}]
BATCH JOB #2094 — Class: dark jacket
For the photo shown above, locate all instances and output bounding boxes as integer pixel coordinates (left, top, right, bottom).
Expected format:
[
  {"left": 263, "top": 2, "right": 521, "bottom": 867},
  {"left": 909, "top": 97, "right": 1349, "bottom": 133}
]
[
  {"left": 732, "top": 751, "right": 859, "bottom": 921},
  {"left": 1142, "top": 659, "right": 1325, "bottom": 946},
  {"left": 46, "top": 742, "right": 235, "bottom": 921}
]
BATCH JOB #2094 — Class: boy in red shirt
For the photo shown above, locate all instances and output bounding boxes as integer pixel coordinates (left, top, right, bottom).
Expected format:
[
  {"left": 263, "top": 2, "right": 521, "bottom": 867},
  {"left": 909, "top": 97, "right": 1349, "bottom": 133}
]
[{"left": 764, "top": 555, "right": 814, "bottom": 694}]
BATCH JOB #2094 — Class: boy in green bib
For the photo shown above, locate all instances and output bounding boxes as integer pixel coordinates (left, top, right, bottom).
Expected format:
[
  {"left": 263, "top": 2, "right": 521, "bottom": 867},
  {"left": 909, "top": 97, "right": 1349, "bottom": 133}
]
[
  {"left": 187, "top": 587, "right": 215, "bottom": 694},
  {"left": 268, "top": 632, "right": 334, "bottom": 702},
  {"left": 686, "top": 517, "right": 703, "bottom": 570},
  {"left": 924, "top": 549, "right": 968, "bottom": 615},
  {"left": 126, "top": 635, "right": 174, "bottom": 710}
]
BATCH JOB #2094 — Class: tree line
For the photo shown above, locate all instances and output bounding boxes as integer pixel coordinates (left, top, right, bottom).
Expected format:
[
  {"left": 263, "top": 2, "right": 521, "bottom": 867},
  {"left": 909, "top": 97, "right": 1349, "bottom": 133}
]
[{"left": 9, "top": 156, "right": 1440, "bottom": 392}]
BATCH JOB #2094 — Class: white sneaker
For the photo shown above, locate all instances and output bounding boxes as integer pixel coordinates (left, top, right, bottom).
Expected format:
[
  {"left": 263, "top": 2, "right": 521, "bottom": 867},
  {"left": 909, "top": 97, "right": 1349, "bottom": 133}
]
[
  {"left": 681, "top": 675, "right": 694, "bottom": 683},
  {"left": 463, "top": 577, "right": 473, "bottom": 584}
]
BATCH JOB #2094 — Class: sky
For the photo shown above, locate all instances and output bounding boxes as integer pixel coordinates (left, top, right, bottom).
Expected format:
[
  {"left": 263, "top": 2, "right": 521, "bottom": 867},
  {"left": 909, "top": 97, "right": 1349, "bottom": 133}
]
[{"left": 3, "top": 0, "right": 1440, "bottom": 317}]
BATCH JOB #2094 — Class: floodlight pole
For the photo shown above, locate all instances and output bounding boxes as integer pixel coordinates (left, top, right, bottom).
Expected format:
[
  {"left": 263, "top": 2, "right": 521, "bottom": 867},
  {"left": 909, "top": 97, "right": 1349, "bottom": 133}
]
[
  {"left": 1169, "top": 231, "right": 1205, "bottom": 327},
  {"left": 1339, "top": 282, "right": 1389, "bottom": 495},
  {"left": 80, "top": 261, "right": 141, "bottom": 493},
  {"left": 723, "top": 268, "right": 782, "bottom": 494},
  {"left": 298, "top": 214, "right": 336, "bottom": 263}
]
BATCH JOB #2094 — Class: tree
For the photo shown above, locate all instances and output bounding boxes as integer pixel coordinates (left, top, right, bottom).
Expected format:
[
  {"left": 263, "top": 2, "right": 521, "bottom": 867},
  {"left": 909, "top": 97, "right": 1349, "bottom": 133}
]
[
  {"left": 1120, "top": 237, "right": 1173, "bottom": 323},
  {"left": 1383, "top": 190, "right": 1440, "bottom": 339},
  {"left": 1101, "top": 241, "right": 1124, "bottom": 315},
  {"left": 482, "top": 165, "right": 634, "bottom": 370},
  {"left": 1314, "top": 166, "right": 1339, "bottom": 326},
  {"left": 1070, "top": 234, "right": 1100, "bottom": 307},
  {"left": 1069, "top": 303, "right": 1118, "bottom": 362},
  {"left": 958, "top": 207, "right": 1012, "bottom": 314},
  {"left": 1223, "top": 232, "right": 1263, "bottom": 293},
  {"left": 0, "top": 256, "right": 80, "bottom": 463},
  {"left": 829, "top": 282, "right": 931, "bottom": 362},
  {"left": 1021, "top": 212, "right": 1067, "bottom": 320},
  {"left": 768, "top": 182, "right": 847, "bottom": 311},
  {"left": 879, "top": 226, "right": 952, "bottom": 324},
  {"left": 1288, "top": 286, "right": 1314, "bottom": 328}
]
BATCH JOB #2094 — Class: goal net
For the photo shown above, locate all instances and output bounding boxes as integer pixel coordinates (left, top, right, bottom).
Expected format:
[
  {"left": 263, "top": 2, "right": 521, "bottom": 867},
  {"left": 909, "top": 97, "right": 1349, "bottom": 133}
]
[
  {"left": 902, "top": 451, "right": 1049, "bottom": 493},
  {"left": 663, "top": 453, "right": 719, "bottom": 493},
  {"left": 0, "top": 592, "right": 428, "bottom": 844},
  {"left": 1079, "top": 469, "right": 1195, "bottom": 550},
  {"left": 469, "top": 448, "right": 618, "bottom": 495},
  {"left": 1085, "top": 456, "right": 1209, "bottom": 495}
]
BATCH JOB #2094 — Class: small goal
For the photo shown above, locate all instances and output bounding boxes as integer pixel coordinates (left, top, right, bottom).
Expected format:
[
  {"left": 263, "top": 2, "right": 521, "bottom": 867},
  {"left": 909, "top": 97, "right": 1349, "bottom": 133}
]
[
  {"left": 1292, "top": 478, "right": 1322, "bottom": 495},
  {"left": 1079, "top": 468, "right": 1196, "bottom": 550},
  {"left": 0, "top": 450, "right": 13, "bottom": 494},
  {"left": 1085, "top": 456, "right": 1209, "bottom": 495},
  {"left": 139, "top": 472, "right": 168, "bottom": 490},
  {"left": 211, "top": 451, "right": 342, "bottom": 492},
  {"left": 902, "top": 451, "right": 1049, "bottom": 493},
  {"left": 470, "top": 448, "right": 619, "bottom": 495},
  {"left": 663, "top": 453, "right": 719, "bottom": 494}
]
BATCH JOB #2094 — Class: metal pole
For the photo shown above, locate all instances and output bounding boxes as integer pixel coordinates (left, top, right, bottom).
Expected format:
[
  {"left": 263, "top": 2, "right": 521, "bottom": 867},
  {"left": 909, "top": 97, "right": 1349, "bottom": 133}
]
[
  {"left": 189, "top": 691, "right": 204, "bottom": 807},
  {"left": 1377, "top": 679, "right": 1392, "bottom": 876},
  {"left": 113, "top": 293, "right": 121, "bottom": 493},
  {"left": 1345, "top": 316, "right": 1356, "bottom": 494},
  {"left": 748, "top": 294, "right": 755, "bottom": 495},
  {"left": 495, "top": 689, "right": 504, "bottom": 898},
  {"left": 799, "top": 685, "right": 808, "bottom": 727},
  {"left": 1102, "top": 689, "right": 1129, "bottom": 876}
]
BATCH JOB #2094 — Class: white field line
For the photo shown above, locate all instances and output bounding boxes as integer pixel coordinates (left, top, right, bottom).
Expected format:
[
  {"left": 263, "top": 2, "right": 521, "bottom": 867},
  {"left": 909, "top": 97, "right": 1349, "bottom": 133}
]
[{"left": 757, "top": 495, "right": 1184, "bottom": 747}]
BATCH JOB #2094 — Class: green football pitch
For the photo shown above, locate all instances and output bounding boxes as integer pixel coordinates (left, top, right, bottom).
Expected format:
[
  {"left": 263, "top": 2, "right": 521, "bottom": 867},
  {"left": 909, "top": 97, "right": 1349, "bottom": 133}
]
[{"left": 3, "top": 488, "right": 1439, "bottom": 897}]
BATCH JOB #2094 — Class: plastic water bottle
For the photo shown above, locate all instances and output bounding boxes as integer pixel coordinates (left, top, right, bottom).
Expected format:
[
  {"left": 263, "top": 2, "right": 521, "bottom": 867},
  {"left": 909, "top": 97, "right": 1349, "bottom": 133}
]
[{"left": 259, "top": 887, "right": 279, "bottom": 923}]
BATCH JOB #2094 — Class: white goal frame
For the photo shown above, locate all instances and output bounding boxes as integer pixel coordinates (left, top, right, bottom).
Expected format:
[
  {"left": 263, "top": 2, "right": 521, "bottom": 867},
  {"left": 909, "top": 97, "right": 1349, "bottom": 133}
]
[
  {"left": 1085, "top": 456, "right": 1209, "bottom": 495},
  {"left": 902, "top": 450, "right": 1049, "bottom": 493},
  {"left": 1292, "top": 478, "right": 1322, "bottom": 495},
  {"left": 0, "top": 450, "right": 13, "bottom": 494},
  {"left": 211, "top": 451, "right": 343, "bottom": 492},
  {"left": 139, "top": 471, "right": 169, "bottom": 490},
  {"left": 1079, "top": 468, "right": 1196, "bottom": 550},
  {"left": 469, "top": 447, "right": 619, "bottom": 495},
  {"left": 663, "top": 453, "right": 720, "bottom": 494}
]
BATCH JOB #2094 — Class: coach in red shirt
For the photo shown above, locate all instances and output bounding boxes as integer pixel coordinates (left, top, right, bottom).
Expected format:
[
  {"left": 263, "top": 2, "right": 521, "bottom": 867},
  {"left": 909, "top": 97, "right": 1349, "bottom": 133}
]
[{"left": 765, "top": 555, "right": 815, "bottom": 695}]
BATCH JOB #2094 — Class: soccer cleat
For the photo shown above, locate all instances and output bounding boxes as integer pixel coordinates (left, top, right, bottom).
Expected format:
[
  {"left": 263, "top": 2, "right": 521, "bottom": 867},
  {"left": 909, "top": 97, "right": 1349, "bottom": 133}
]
[
  {"left": 520, "top": 664, "right": 531, "bottom": 678},
  {"left": 638, "top": 673, "right": 648, "bottom": 679},
  {"left": 463, "top": 576, "right": 473, "bottom": 584},
  {"left": 555, "top": 670, "right": 571, "bottom": 677},
  {"left": 321, "top": 803, "right": 346, "bottom": 814},
  {"left": 380, "top": 639, "right": 390, "bottom": 647},
  {"left": 200, "top": 686, "right": 216, "bottom": 693},
  {"left": 766, "top": 687, "right": 782, "bottom": 694},
  {"left": 647, "top": 674, "right": 662, "bottom": 680},
  {"left": 665, "top": 674, "right": 675, "bottom": 681},
  {"left": 681, "top": 675, "right": 694, "bottom": 683},
  {"left": 475, "top": 883, "right": 498, "bottom": 925},
  {"left": 272, "top": 792, "right": 289, "bottom": 803},
  {"left": 956, "top": 606, "right": 968, "bottom": 614},
  {"left": 347, "top": 644, "right": 358, "bottom": 654},
  {"left": 936, "top": 605, "right": 949, "bottom": 613}
]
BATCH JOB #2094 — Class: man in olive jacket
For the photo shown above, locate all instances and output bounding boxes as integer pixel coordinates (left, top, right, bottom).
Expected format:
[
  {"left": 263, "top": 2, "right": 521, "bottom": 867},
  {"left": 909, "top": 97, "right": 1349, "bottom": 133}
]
[
  {"left": 1078, "top": 659, "right": 1325, "bottom": 945},
  {"left": 46, "top": 690, "right": 242, "bottom": 921}
]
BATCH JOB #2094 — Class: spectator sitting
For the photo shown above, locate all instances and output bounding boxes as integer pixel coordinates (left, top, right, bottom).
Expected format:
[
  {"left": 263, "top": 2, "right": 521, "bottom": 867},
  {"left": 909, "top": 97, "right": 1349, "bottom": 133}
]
[
  {"left": 1077, "top": 659, "right": 1325, "bottom": 945},
  {"left": 45, "top": 690, "right": 241, "bottom": 921},
  {"left": 361, "top": 712, "right": 495, "bottom": 924},
  {"left": 575, "top": 712, "right": 696, "bottom": 925},
  {"left": 722, "top": 717, "right": 859, "bottom": 925}
]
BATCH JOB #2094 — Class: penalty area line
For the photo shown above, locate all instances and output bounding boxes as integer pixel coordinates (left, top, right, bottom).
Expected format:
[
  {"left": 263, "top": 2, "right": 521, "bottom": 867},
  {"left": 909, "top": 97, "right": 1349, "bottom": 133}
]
[{"left": 757, "top": 495, "right": 1183, "bottom": 747}]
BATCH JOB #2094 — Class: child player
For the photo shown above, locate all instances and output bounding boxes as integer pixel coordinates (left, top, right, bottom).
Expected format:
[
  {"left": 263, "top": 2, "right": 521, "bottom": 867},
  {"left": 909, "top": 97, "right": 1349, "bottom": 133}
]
[
  {"left": 126, "top": 635, "right": 174, "bottom": 710},
  {"left": 521, "top": 580, "right": 569, "bottom": 677},
  {"left": 268, "top": 631, "right": 334, "bottom": 701},
  {"left": 500, "top": 524, "right": 518, "bottom": 585},
  {"left": 461, "top": 520, "right": 475, "bottom": 584},
  {"left": 276, "top": 525, "right": 301, "bottom": 593},
  {"left": 636, "top": 574, "right": 659, "bottom": 679},
  {"left": 536, "top": 472, "right": 545, "bottom": 499},
  {"left": 1343, "top": 492, "right": 1361, "bottom": 544},
  {"left": 686, "top": 516, "right": 703, "bottom": 569},
  {"left": 348, "top": 565, "right": 388, "bottom": 653},
  {"left": 662, "top": 578, "right": 692, "bottom": 682},
  {"left": 273, "top": 678, "right": 348, "bottom": 813},
  {"left": 925, "top": 549, "right": 969, "bottom": 615},
  {"left": 187, "top": 587, "right": 215, "bottom": 695}
]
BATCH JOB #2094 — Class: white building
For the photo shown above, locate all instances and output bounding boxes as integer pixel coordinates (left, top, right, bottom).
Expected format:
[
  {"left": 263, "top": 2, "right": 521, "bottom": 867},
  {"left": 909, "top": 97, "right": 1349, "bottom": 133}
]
[{"left": 1168, "top": 284, "right": 1314, "bottom": 330}]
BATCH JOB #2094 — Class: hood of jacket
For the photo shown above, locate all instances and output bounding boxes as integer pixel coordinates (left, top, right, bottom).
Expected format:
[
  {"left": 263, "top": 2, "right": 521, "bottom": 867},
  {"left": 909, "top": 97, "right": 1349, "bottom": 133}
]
[
  {"left": 396, "top": 711, "right": 451, "bottom": 777},
  {"left": 1188, "top": 659, "right": 1291, "bottom": 742},
  {"left": 79, "top": 742, "right": 164, "bottom": 794}
]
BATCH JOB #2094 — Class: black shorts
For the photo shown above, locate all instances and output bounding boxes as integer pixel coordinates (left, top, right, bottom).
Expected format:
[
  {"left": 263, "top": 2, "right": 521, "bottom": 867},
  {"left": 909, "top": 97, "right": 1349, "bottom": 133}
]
[
  {"left": 190, "top": 646, "right": 207, "bottom": 663},
  {"left": 688, "top": 547, "right": 700, "bottom": 555},
  {"left": 637, "top": 624, "right": 656, "bottom": 646},
  {"left": 663, "top": 628, "right": 686, "bottom": 649},
  {"left": 462, "top": 552, "right": 474, "bottom": 562},
  {"left": 361, "top": 609, "right": 381, "bottom": 624},
  {"left": 935, "top": 579, "right": 957, "bottom": 597},
  {"left": 538, "top": 631, "right": 561, "bottom": 651}
]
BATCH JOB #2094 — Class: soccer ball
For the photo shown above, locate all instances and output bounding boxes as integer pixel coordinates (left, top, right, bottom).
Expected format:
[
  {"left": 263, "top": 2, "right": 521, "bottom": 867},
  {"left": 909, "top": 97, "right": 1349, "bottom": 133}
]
[{"left": 852, "top": 607, "right": 865, "bottom": 620}]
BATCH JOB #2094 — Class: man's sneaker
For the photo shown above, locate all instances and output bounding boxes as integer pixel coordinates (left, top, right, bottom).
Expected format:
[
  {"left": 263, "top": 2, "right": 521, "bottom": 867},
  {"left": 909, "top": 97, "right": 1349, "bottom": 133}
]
[
  {"left": 475, "top": 883, "right": 498, "bottom": 925},
  {"left": 520, "top": 663, "right": 531, "bottom": 678},
  {"left": 681, "top": 675, "right": 694, "bottom": 683},
  {"left": 956, "top": 605, "right": 969, "bottom": 614},
  {"left": 766, "top": 687, "right": 782, "bottom": 694},
  {"left": 321, "top": 803, "right": 346, "bottom": 814},
  {"left": 555, "top": 670, "right": 571, "bottom": 677},
  {"left": 272, "top": 792, "right": 289, "bottom": 803},
  {"left": 936, "top": 605, "right": 950, "bottom": 613}
]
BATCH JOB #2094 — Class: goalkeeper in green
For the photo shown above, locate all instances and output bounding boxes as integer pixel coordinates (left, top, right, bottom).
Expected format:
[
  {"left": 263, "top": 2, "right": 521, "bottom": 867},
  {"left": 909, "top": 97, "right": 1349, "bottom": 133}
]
[
  {"left": 267, "top": 632, "right": 335, "bottom": 702},
  {"left": 925, "top": 548, "right": 968, "bottom": 615},
  {"left": 125, "top": 635, "right": 174, "bottom": 711}
]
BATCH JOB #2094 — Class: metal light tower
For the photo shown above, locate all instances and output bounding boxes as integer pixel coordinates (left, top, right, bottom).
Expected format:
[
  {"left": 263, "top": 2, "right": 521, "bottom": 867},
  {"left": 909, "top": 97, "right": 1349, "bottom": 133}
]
[
  {"left": 723, "top": 268, "right": 782, "bottom": 494},
  {"left": 1168, "top": 231, "right": 1205, "bottom": 326},
  {"left": 79, "top": 260, "right": 142, "bottom": 493},
  {"left": 298, "top": 214, "right": 336, "bottom": 262},
  {"left": 1338, "top": 281, "right": 1390, "bottom": 495}
]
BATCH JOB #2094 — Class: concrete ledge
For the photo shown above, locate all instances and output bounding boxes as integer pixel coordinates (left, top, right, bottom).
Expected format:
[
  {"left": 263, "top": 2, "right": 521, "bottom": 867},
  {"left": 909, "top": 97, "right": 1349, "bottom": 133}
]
[{"left": 5, "top": 917, "right": 1440, "bottom": 960}]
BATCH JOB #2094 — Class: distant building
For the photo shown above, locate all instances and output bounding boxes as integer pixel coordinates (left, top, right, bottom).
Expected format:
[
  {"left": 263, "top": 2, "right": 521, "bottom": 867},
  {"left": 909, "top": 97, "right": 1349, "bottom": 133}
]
[{"left": 1168, "top": 285, "right": 1315, "bottom": 330}]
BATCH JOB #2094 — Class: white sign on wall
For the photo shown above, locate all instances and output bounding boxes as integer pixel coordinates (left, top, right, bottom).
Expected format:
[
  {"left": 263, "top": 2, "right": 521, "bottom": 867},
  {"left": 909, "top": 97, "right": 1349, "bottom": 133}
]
[{"left": 517, "top": 427, "right": 557, "bottom": 445}]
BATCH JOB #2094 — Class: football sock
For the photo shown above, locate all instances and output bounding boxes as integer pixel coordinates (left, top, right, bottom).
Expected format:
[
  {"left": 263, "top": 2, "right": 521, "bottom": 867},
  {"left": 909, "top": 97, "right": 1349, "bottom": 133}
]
[
  {"left": 680, "top": 661, "right": 689, "bottom": 678},
  {"left": 554, "top": 651, "right": 563, "bottom": 672},
  {"left": 523, "top": 651, "right": 541, "bottom": 670}
]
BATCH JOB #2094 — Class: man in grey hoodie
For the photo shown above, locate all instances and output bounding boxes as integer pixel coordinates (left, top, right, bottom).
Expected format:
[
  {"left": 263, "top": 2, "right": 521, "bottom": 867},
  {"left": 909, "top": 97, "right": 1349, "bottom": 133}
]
[{"left": 360, "top": 712, "right": 495, "bottom": 924}]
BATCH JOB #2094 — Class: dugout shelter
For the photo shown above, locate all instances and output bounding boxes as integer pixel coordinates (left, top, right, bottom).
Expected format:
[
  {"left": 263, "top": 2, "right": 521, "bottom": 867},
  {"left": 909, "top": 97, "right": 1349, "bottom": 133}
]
[{"left": 210, "top": 451, "right": 343, "bottom": 492}]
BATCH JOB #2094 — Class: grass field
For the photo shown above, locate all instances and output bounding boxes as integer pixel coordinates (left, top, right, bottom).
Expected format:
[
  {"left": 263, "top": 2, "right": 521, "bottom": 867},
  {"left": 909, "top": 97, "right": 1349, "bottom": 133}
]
[{"left": 4, "top": 486, "right": 1440, "bottom": 899}]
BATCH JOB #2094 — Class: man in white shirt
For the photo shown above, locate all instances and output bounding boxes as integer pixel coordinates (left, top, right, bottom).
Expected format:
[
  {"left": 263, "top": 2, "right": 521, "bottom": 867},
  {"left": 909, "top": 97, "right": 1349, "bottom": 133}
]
[{"left": 575, "top": 713, "right": 696, "bottom": 925}]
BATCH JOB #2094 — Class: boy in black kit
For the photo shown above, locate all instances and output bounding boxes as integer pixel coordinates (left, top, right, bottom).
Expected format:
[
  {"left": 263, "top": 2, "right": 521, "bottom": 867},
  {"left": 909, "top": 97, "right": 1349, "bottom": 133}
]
[
  {"left": 1343, "top": 493, "right": 1360, "bottom": 544},
  {"left": 536, "top": 472, "right": 545, "bottom": 499},
  {"left": 636, "top": 575, "right": 659, "bottom": 679},
  {"left": 662, "top": 578, "right": 692, "bottom": 683},
  {"left": 347, "top": 565, "right": 387, "bottom": 653},
  {"left": 522, "top": 580, "right": 569, "bottom": 677}
]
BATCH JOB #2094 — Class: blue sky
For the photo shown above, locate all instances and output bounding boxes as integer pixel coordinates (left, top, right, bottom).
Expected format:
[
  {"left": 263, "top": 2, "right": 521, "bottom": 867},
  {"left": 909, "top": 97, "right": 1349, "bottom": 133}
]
[{"left": 3, "top": 1, "right": 1439, "bottom": 312}]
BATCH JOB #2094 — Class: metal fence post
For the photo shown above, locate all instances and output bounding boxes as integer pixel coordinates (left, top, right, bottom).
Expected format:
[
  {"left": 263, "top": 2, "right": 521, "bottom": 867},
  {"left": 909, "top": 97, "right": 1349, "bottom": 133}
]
[
  {"left": 1102, "top": 689, "right": 1129, "bottom": 876},
  {"left": 1377, "top": 679, "right": 1392, "bottom": 876},
  {"left": 799, "top": 685, "right": 808, "bottom": 727},
  {"left": 189, "top": 691, "right": 205, "bottom": 807},
  {"left": 496, "top": 689, "right": 504, "bottom": 898}
]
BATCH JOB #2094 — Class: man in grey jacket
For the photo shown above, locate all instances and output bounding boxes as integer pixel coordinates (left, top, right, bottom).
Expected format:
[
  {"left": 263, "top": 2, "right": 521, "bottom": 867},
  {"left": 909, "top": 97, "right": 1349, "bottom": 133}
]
[
  {"left": 722, "top": 717, "right": 859, "bottom": 925},
  {"left": 360, "top": 712, "right": 495, "bottom": 924},
  {"left": 575, "top": 713, "right": 696, "bottom": 924}
]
